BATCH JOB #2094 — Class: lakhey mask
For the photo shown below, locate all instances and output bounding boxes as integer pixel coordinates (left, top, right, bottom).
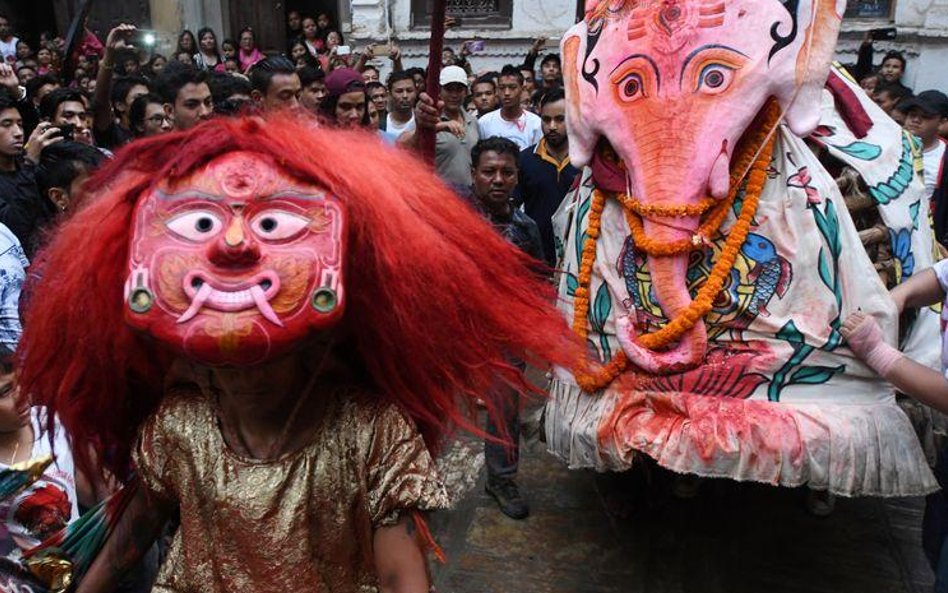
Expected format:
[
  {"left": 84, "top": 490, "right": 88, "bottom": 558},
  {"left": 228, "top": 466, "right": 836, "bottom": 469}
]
[
  {"left": 124, "top": 151, "right": 346, "bottom": 365},
  {"left": 561, "top": 0, "right": 845, "bottom": 371}
]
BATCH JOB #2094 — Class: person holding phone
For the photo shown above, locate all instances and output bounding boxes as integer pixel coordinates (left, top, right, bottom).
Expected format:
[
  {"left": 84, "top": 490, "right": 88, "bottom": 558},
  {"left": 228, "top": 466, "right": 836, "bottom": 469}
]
[{"left": 854, "top": 29, "right": 911, "bottom": 93}]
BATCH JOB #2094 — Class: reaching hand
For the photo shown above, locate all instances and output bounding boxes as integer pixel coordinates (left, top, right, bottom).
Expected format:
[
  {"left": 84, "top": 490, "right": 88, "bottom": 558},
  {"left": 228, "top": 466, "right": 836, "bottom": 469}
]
[
  {"left": 840, "top": 312, "right": 902, "bottom": 377},
  {"left": 413, "top": 92, "right": 443, "bottom": 130},
  {"left": 0, "top": 63, "right": 19, "bottom": 93},
  {"left": 437, "top": 119, "right": 465, "bottom": 139},
  {"left": 362, "top": 44, "right": 376, "bottom": 61},
  {"left": 531, "top": 37, "right": 547, "bottom": 54},
  {"left": 25, "top": 122, "right": 63, "bottom": 165},
  {"left": 105, "top": 24, "right": 136, "bottom": 57},
  {"left": 389, "top": 43, "right": 402, "bottom": 62}
]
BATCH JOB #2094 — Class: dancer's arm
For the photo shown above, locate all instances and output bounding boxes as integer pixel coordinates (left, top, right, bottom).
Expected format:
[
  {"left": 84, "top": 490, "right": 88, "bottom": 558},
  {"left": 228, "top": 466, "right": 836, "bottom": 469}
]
[
  {"left": 74, "top": 486, "right": 170, "bottom": 593},
  {"left": 374, "top": 515, "right": 430, "bottom": 593},
  {"left": 841, "top": 312, "right": 948, "bottom": 414}
]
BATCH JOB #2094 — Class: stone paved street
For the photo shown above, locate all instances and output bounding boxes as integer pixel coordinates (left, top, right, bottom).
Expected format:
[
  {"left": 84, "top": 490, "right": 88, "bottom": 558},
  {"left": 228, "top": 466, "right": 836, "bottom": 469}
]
[{"left": 430, "top": 407, "right": 937, "bottom": 593}]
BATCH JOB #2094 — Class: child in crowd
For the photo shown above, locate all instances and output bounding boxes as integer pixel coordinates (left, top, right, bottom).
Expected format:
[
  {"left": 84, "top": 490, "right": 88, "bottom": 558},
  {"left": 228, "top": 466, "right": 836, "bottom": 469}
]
[
  {"left": 844, "top": 263, "right": 948, "bottom": 593},
  {"left": 0, "top": 348, "right": 93, "bottom": 560}
]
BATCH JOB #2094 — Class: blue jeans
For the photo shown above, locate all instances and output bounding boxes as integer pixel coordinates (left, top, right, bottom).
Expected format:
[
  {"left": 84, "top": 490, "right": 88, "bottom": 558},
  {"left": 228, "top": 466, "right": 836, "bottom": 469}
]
[{"left": 484, "top": 362, "right": 524, "bottom": 480}]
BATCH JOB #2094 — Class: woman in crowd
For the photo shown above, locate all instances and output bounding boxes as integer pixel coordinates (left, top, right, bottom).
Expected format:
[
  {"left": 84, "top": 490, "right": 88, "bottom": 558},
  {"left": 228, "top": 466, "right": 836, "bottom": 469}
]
[
  {"left": 193, "top": 27, "right": 224, "bottom": 72},
  {"left": 289, "top": 39, "right": 320, "bottom": 70},
  {"left": 36, "top": 47, "right": 54, "bottom": 75},
  {"left": 145, "top": 54, "right": 166, "bottom": 78},
  {"left": 237, "top": 27, "right": 264, "bottom": 73},
  {"left": 301, "top": 16, "right": 323, "bottom": 57},
  {"left": 176, "top": 30, "right": 197, "bottom": 57}
]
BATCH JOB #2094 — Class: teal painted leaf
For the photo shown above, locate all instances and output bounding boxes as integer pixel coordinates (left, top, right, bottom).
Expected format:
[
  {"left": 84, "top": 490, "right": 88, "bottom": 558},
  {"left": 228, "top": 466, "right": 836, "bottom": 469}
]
[
  {"left": 824, "top": 200, "right": 841, "bottom": 257},
  {"left": 777, "top": 320, "right": 805, "bottom": 344},
  {"left": 789, "top": 364, "right": 845, "bottom": 385},
  {"left": 834, "top": 141, "right": 882, "bottom": 161},
  {"left": 910, "top": 200, "right": 921, "bottom": 231},
  {"left": 817, "top": 247, "right": 832, "bottom": 293},
  {"left": 824, "top": 329, "right": 842, "bottom": 352},
  {"left": 590, "top": 283, "right": 613, "bottom": 332},
  {"left": 599, "top": 333, "right": 613, "bottom": 362},
  {"left": 566, "top": 273, "right": 579, "bottom": 297},
  {"left": 574, "top": 197, "right": 592, "bottom": 266}
]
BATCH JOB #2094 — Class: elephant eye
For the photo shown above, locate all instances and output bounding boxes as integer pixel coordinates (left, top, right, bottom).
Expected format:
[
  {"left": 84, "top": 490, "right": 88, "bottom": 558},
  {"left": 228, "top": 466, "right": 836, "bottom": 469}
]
[
  {"left": 696, "top": 64, "right": 735, "bottom": 95},
  {"left": 619, "top": 73, "right": 645, "bottom": 102}
]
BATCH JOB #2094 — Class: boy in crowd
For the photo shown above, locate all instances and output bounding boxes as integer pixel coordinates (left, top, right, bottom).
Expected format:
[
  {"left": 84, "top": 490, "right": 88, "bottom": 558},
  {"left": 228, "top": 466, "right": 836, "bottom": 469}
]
[
  {"left": 129, "top": 93, "right": 172, "bottom": 138},
  {"left": 249, "top": 56, "right": 301, "bottom": 112},
  {"left": 478, "top": 65, "right": 542, "bottom": 150},
  {"left": 517, "top": 88, "right": 578, "bottom": 268},
  {"left": 299, "top": 66, "right": 328, "bottom": 114},
  {"left": 382, "top": 70, "right": 416, "bottom": 141},
  {"left": 156, "top": 62, "right": 213, "bottom": 131}
]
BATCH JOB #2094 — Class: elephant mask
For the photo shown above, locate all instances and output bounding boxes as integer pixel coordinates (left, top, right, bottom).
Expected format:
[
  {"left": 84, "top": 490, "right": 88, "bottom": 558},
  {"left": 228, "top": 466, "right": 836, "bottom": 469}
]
[{"left": 561, "top": 0, "right": 846, "bottom": 373}]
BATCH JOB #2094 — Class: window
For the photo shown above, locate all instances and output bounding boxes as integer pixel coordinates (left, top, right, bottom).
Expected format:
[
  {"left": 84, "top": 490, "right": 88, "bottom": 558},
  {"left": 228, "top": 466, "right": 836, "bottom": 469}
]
[
  {"left": 411, "top": 0, "right": 513, "bottom": 29},
  {"left": 844, "top": 0, "right": 894, "bottom": 18}
]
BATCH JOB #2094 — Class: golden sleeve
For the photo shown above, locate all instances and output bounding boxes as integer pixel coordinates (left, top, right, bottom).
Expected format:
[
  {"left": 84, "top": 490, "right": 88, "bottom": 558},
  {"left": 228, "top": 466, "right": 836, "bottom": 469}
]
[
  {"left": 131, "top": 400, "right": 183, "bottom": 504},
  {"left": 365, "top": 404, "right": 449, "bottom": 528}
]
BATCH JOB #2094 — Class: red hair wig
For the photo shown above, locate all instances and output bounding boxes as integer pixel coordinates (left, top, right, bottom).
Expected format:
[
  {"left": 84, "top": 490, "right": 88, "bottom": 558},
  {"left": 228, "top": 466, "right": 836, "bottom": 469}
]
[{"left": 18, "top": 114, "right": 581, "bottom": 477}]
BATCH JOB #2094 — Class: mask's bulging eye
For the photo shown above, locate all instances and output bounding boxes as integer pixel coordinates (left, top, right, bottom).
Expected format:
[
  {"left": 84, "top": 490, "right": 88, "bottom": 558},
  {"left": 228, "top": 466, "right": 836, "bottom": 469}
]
[
  {"left": 696, "top": 64, "right": 735, "bottom": 95},
  {"left": 250, "top": 210, "right": 311, "bottom": 240},
  {"left": 167, "top": 210, "right": 224, "bottom": 241},
  {"left": 619, "top": 72, "right": 645, "bottom": 102}
]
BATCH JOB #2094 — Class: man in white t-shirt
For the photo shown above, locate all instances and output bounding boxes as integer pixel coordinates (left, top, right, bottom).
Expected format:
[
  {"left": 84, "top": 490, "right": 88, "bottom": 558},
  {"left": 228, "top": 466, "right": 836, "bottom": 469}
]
[
  {"left": 0, "top": 16, "right": 17, "bottom": 65},
  {"left": 477, "top": 65, "right": 542, "bottom": 150},
  {"left": 382, "top": 70, "right": 416, "bottom": 142},
  {"left": 903, "top": 90, "right": 948, "bottom": 200}
]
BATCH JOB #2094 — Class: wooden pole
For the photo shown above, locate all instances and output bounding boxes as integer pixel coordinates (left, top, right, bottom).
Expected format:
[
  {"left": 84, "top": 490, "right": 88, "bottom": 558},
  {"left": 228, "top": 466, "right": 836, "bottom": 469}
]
[
  {"left": 63, "top": 0, "right": 96, "bottom": 80},
  {"left": 419, "top": 0, "right": 448, "bottom": 164}
]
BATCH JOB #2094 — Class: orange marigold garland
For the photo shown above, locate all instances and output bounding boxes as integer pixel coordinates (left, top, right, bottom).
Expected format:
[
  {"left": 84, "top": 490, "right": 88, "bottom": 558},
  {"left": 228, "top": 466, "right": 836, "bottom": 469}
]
[{"left": 572, "top": 101, "right": 781, "bottom": 392}]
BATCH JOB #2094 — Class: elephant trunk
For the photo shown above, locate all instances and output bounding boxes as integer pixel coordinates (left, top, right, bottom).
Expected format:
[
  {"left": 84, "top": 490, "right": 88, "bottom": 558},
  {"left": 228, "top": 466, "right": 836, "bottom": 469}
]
[{"left": 616, "top": 213, "right": 709, "bottom": 375}]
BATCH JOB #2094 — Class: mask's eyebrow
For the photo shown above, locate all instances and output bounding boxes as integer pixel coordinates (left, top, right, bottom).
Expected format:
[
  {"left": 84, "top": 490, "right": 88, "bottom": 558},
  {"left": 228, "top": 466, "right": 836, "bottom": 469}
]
[
  {"left": 610, "top": 53, "right": 661, "bottom": 91},
  {"left": 153, "top": 189, "right": 225, "bottom": 202},
  {"left": 679, "top": 44, "right": 748, "bottom": 85},
  {"left": 261, "top": 191, "right": 329, "bottom": 202},
  {"left": 152, "top": 189, "right": 330, "bottom": 203}
]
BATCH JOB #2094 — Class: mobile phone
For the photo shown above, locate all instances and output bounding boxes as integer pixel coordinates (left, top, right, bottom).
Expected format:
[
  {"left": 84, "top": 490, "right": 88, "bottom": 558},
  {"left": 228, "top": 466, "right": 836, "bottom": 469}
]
[
  {"left": 336, "top": 45, "right": 351, "bottom": 56},
  {"left": 129, "top": 29, "right": 158, "bottom": 47},
  {"left": 869, "top": 27, "right": 897, "bottom": 41},
  {"left": 373, "top": 44, "right": 392, "bottom": 57},
  {"left": 57, "top": 123, "right": 75, "bottom": 142},
  {"left": 465, "top": 40, "right": 486, "bottom": 53}
]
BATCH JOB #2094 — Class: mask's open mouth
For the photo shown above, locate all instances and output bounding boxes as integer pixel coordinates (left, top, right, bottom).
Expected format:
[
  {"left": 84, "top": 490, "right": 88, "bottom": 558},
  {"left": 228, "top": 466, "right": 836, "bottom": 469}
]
[{"left": 178, "top": 270, "right": 282, "bottom": 326}]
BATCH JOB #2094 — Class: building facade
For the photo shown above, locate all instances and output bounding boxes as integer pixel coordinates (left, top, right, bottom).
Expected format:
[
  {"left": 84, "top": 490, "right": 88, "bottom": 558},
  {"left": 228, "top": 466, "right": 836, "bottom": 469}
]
[
  {"left": 0, "top": 0, "right": 945, "bottom": 90},
  {"left": 835, "top": 0, "right": 948, "bottom": 91}
]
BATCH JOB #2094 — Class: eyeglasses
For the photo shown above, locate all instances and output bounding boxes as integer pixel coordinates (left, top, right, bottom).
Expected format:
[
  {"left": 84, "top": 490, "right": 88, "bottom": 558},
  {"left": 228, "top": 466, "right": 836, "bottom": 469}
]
[{"left": 146, "top": 114, "right": 173, "bottom": 124}]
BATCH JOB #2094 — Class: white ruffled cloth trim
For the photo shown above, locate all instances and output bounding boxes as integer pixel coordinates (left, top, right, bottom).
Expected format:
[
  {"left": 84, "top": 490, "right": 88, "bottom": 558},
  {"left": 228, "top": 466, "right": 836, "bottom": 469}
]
[{"left": 545, "top": 379, "right": 939, "bottom": 497}]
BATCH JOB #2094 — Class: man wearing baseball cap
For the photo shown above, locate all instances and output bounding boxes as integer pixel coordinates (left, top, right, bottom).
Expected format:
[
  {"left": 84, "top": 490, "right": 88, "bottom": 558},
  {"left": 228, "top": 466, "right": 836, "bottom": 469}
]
[
  {"left": 400, "top": 65, "right": 480, "bottom": 187},
  {"left": 902, "top": 90, "right": 948, "bottom": 199}
]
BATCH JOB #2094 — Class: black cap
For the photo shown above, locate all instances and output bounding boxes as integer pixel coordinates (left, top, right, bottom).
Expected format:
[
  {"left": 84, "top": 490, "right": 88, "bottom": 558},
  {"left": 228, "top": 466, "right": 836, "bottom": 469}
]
[{"left": 900, "top": 90, "right": 948, "bottom": 117}]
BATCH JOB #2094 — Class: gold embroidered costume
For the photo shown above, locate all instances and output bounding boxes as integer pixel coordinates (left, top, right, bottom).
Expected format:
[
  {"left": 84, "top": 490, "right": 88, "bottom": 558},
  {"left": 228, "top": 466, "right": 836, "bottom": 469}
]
[{"left": 133, "top": 386, "right": 448, "bottom": 593}]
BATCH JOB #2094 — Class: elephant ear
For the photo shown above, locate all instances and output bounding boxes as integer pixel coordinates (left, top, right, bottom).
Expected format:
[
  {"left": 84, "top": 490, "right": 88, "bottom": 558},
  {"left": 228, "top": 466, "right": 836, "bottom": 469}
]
[
  {"left": 562, "top": 22, "right": 599, "bottom": 168},
  {"left": 781, "top": 0, "right": 847, "bottom": 137}
]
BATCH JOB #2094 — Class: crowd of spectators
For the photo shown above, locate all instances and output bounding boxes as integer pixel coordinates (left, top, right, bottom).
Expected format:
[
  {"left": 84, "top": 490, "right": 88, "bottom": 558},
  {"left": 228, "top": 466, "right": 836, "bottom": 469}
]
[{"left": 851, "top": 35, "right": 948, "bottom": 245}]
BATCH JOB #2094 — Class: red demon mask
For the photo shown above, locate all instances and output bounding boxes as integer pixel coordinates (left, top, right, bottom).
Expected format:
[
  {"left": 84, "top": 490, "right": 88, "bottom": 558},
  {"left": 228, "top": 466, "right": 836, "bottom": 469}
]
[{"left": 124, "top": 151, "right": 345, "bottom": 365}]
